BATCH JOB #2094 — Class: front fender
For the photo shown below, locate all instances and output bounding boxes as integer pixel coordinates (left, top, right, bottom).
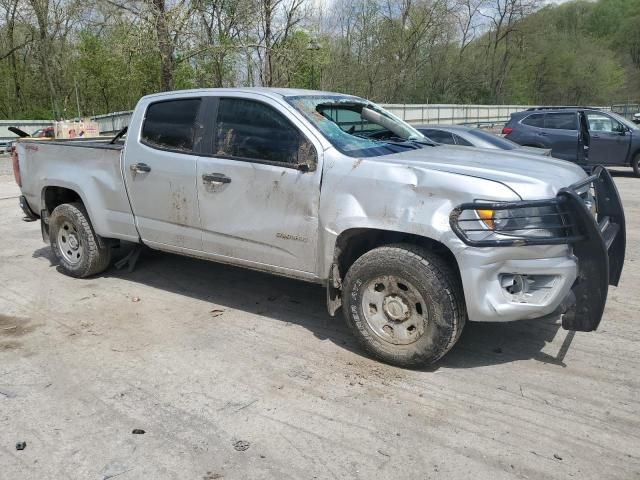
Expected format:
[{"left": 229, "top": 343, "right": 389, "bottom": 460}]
[{"left": 317, "top": 157, "right": 518, "bottom": 279}]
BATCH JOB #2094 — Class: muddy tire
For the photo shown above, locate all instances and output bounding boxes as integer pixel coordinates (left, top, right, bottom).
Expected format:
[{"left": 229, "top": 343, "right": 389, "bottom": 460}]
[
  {"left": 633, "top": 153, "right": 640, "bottom": 177},
  {"left": 342, "top": 244, "right": 466, "bottom": 368},
  {"left": 49, "top": 202, "right": 111, "bottom": 278}
]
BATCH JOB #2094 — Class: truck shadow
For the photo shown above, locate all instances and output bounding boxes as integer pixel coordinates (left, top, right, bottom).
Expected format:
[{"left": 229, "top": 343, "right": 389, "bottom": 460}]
[{"left": 32, "top": 244, "right": 573, "bottom": 370}]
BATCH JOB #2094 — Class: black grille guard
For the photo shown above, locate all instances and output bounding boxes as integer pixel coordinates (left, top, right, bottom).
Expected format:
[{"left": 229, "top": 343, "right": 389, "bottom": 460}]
[{"left": 449, "top": 166, "right": 626, "bottom": 332}]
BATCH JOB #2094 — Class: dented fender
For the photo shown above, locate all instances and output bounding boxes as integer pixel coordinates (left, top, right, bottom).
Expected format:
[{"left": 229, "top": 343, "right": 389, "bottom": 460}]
[{"left": 317, "top": 151, "right": 520, "bottom": 281}]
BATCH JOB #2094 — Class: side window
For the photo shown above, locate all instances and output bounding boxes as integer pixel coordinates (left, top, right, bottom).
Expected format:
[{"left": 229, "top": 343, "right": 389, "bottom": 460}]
[
  {"left": 586, "top": 112, "right": 623, "bottom": 133},
  {"left": 522, "top": 113, "right": 544, "bottom": 128},
  {"left": 141, "top": 98, "right": 202, "bottom": 152},
  {"left": 421, "top": 129, "right": 455, "bottom": 145},
  {"left": 452, "top": 133, "right": 473, "bottom": 146},
  {"left": 545, "top": 113, "right": 577, "bottom": 130},
  {"left": 214, "top": 98, "right": 316, "bottom": 167}
]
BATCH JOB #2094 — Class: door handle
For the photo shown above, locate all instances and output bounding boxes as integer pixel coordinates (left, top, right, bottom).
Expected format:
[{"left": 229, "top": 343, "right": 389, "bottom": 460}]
[
  {"left": 537, "top": 132, "right": 548, "bottom": 136},
  {"left": 202, "top": 173, "right": 231, "bottom": 186},
  {"left": 130, "top": 163, "right": 151, "bottom": 173}
]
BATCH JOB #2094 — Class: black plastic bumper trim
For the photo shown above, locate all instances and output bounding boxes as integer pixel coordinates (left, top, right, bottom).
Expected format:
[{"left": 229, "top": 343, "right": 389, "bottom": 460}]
[{"left": 19, "top": 195, "right": 38, "bottom": 222}]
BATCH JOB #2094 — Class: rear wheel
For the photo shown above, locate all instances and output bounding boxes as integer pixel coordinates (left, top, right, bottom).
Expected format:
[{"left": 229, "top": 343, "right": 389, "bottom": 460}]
[
  {"left": 49, "top": 202, "right": 111, "bottom": 278},
  {"left": 342, "top": 244, "right": 466, "bottom": 368},
  {"left": 632, "top": 153, "right": 640, "bottom": 177}
]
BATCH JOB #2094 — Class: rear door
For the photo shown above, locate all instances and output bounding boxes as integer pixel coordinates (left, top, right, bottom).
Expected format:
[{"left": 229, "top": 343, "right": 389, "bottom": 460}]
[
  {"left": 195, "top": 94, "right": 323, "bottom": 275},
  {"left": 123, "top": 96, "right": 204, "bottom": 251},
  {"left": 517, "top": 112, "right": 546, "bottom": 146},
  {"left": 543, "top": 112, "right": 579, "bottom": 161},
  {"left": 585, "top": 111, "right": 631, "bottom": 166}
]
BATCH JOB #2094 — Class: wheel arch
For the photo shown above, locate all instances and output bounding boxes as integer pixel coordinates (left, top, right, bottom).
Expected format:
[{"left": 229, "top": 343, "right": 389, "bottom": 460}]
[
  {"left": 40, "top": 184, "right": 98, "bottom": 243},
  {"left": 42, "top": 185, "right": 85, "bottom": 214},
  {"left": 327, "top": 227, "right": 462, "bottom": 316}
]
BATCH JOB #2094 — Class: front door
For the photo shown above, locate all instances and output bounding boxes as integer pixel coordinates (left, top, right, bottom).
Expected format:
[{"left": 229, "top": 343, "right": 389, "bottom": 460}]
[
  {"left": 196, "top": 95, "right": 322, "bottom": 275},
  {"left": 585, "top": 111, "right": 631, "bottom": 166},
  {"left": 123, "top": 97, "right": 204, "bottom": 251}
]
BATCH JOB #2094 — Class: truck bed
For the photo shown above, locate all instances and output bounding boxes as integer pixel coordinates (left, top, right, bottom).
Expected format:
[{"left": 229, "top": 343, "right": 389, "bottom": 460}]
[{"left": 16, "top": 137, "right": 138, "bottom": 243}]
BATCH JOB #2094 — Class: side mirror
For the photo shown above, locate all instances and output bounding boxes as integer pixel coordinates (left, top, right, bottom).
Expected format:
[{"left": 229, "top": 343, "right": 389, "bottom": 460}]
[
  {"left": 296, "top": 139, "right": 318, "bottom": 172},
  {"left": 613, "top": 124, "right": 627, "bottom": 136}
]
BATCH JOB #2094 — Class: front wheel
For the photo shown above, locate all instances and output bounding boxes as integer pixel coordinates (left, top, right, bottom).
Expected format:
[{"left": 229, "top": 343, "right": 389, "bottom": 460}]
[
  {"left": 633, "top": 153, "right": 640, "bottom": 177},
  {"left": 49, "top": 202, "right": 111, "bottom": 278},
  {"left": 342, "top": 244, "right": 466, "bottom": 368}
]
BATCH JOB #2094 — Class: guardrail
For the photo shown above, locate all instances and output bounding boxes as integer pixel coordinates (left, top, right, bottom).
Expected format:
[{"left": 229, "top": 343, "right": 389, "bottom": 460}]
[
  {"left": 3, "top": 102, "right": 637, "bottom": 139},
  {"left": 91, "top": 111, "right": 132, "bottom": 136},
  {"left": 0, "top": 120, "right": 56, "bottom": 141},
  {"left": 383, "top": 104, "right": 535, "bottom": 127},
  {"left": 88, "top": 104, "right": 533, "bottom": 135}
]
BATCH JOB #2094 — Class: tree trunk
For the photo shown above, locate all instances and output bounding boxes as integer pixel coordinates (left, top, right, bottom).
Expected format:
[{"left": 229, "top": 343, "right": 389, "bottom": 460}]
[
  {"left": 29, "top": 0, "right": 59, "bottom": 117},
  {"left": 262, "top": 0, "right": 273, "bottom": 87},
  {"left": 151, "top": 0, "right": 174, "bottom": 91},
  {"left": 6, "top": 0, "right": 22, "bottom": 115}
]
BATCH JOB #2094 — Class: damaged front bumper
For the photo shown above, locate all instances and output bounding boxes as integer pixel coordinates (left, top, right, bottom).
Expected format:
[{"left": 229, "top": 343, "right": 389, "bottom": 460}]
[{"left": 450, "top": 166, "right": 625, "bottom": 332}]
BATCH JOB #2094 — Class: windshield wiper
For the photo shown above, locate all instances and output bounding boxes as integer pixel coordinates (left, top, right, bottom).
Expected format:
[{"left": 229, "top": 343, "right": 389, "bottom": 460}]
[
  {"left": 351, "top": 133, "right": 419, "bottom": 150},
  {"left": 376, "top": 139, "right": 421, "bottom": 150},
  {"left": 407, "top": 138, "right": 437, "bottom": 147}
]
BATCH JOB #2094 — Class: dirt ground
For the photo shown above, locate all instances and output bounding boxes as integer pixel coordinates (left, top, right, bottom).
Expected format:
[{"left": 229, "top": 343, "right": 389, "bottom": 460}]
[{"left": 0, "top": 156, "right": 638, "bottom": 479}]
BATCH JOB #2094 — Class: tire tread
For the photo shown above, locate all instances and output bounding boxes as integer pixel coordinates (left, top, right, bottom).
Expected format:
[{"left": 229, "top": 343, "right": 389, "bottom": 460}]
[
  {"left": 49, "top": 202, "right": 111, "bottom": 278},
  {"left": 342, "top": 243, "right": 466, "bottom": 367}
]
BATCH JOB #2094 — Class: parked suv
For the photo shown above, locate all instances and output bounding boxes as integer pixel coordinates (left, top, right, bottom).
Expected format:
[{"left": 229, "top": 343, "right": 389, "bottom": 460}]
[{"left": 503, "top": 107, "right": 640, "bottom": 176}]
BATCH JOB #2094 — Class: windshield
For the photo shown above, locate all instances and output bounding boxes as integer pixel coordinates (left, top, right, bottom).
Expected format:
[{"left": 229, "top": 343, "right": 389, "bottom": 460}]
[
  {"left": 286, "top": 95, "right": 430, "bottom": 157},
  {"left": 468, "top": 129, "right": 520, "bottom": 149}
]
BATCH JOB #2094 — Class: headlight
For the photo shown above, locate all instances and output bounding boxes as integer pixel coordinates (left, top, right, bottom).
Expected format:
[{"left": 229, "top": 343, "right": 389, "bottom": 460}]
[{"left": 475, "top": 205, "right": 562, "bottom": 238}]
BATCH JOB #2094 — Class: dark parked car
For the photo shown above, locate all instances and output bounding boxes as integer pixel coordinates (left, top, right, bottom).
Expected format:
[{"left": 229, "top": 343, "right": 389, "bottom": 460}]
[
  {"left": 503, "top": 107, "right": 640, "bottom": 176},
  {"left": 416, "top": 125, "right": 551, "bottom": 156}
]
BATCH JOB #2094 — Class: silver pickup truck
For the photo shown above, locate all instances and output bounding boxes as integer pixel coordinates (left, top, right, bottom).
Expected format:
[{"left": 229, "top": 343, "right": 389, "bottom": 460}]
[{"left": 13, "top": 88, "right": 626, "bottom": 367}]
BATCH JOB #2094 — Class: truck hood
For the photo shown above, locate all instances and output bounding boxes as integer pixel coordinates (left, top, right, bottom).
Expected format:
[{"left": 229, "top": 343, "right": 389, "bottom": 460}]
[{"left": 381, "top": 144, "right": 587, "bottom": 199}]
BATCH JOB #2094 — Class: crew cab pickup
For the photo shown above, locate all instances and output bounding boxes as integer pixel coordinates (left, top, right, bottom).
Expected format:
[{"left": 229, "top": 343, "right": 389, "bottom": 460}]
[{"left": 13, "top": 88, "right": 626, "bottom": 367}]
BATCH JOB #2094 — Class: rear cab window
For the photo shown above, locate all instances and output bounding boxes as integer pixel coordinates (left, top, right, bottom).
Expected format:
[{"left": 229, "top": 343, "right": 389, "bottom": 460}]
[{"left": 141, "top": 98, "right": 202, "bottom": 152}]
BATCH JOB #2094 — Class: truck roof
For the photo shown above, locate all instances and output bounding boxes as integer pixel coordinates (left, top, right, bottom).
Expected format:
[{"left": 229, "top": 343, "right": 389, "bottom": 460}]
[{"left": 140, "top": 87, "right": 357, "bottom": 102}]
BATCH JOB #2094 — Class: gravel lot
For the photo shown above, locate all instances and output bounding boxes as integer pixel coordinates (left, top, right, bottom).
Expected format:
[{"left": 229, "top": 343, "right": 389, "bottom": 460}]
[{"left": 0, "top": 157, "right": 639, "bottom": 479}]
